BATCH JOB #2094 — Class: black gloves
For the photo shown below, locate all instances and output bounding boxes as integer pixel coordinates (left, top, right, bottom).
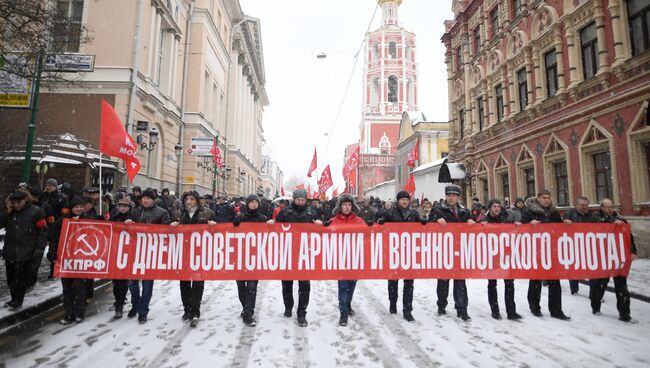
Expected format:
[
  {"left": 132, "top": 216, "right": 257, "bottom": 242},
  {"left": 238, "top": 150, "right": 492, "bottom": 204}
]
[
  {"left": 420, "top": 219, "right": 428, "bottom": 225},
  {"left": 377, "top": 218, "right": 385, "bottom": 225},
  {"left": 233, "top": 219, "right": 241, "bottom": 227},
  {"left": 323, "top": 221, "right": 331, "bottom": 227},
  {"left": 366, "top": 221, "right": 374, "bottom": 227}
]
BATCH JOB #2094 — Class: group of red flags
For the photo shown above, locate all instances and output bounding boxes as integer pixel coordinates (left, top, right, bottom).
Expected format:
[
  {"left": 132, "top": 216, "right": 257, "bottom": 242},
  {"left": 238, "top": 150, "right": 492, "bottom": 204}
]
[{"left": 306, "top": 145, "right": 361, "bottom": 199}]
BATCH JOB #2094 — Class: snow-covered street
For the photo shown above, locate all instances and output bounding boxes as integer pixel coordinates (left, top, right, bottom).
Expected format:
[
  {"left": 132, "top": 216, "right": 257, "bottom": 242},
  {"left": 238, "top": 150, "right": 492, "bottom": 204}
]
[{"left": 1, "top": 275, "right": 649, "bottom": 368}]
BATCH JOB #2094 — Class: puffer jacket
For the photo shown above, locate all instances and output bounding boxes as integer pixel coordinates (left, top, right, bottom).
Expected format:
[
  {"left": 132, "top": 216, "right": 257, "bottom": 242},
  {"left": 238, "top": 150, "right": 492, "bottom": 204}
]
[
  {"left": 521, "top": 197, "right": 562, "bottom": 224},
  {"left": 132, "top": 204, "right": 171, "bottom": 225},
  {"left": 173, "top": 205, "right": 216, "bottom": 225},
  {"left": 0, "top": 203, "right": 48, "bottom": 261},
  {"left": 379, "top": 205, "right": 421, "bottom": 223},
  {"left": 276, "top": 202, "right": 320, "bottom": 223},
  {"left": 428, "top": 201, "right": 471, "bottom": 223}
]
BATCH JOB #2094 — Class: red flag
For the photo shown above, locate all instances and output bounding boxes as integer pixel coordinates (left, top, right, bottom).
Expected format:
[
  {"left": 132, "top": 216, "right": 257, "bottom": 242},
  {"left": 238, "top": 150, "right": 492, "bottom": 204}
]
[
  {"left": 210, "top": 137, "right": 223, "bottom": 168},
  {"left": 332, "top": 187, "right": 339, "bottom": 197},
  {"left": 312, "top": 191, "right": 319, "bottom": 199},
  {"left": 317, "top": 165, "right": 333, "bottom": 196},
  {"left": 343, "top": 146, "right": 360, "bottom": 178},
  {"left": 307, "top": 147, "right": 317, "bottom": 177},
  {"left": 100, "top": 100, "right": 141, "bottom": 182},
  {"left": 295, "top": 183, "right": 305, "bottom": 189},
  {"left": 404, "top": 173, "right": 416, "bottom": 197},
  {"left": 307, "top": 183, "right": 312, "bottom": 199},
  {"left": 281, "top": 186, "right": 285, "bottom": 196},
  {"left": 407, "top": 138, "right": 420, "bottom": 168},
  {"left": 348, "top": 170, "right": 357, "bottom": 193}
]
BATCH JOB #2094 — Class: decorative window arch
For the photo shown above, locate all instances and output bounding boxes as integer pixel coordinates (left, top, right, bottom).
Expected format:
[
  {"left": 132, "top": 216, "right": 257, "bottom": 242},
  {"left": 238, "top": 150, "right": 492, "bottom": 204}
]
[
  {"left": 531, "top": 6, "right": 559, "bottom": 40},
  {"left": 543, "top": 134, "right": 572, "bottom": 207},
  {"left": 579, "top": 119, "right": 619, "bottom": 204},
  {"left": 516, "top": 144, "right": 537, "bottom": 199},
  {"left": 627, "top": 100, "right": 650, "bottom": 207},
  {"left": 493, "top": 153, "right": 511, "bottom": 205},
  {"left": 507, "top": 29, "right": 529, "bottom": 59}
]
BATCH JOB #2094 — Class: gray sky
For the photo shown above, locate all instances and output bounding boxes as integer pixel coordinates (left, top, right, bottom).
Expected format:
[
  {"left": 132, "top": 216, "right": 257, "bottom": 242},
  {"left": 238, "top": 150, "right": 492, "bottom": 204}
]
[{"left": 240, "top": 0, "right": 454, "bottom": 192}]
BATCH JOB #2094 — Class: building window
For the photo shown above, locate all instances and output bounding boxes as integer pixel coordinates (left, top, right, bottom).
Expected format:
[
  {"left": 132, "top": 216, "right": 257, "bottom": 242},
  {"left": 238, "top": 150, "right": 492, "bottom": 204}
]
[
  {"left": 388, "top": 76, "right": 398, "bottom": 103},
  {"left": 628, "top": 0, "right": 650, "bottom": 56},
  {"left": 554, "top": 161, "right": 569, "bottom": 206},
  {"left": 495, "top": 84, "right": 504, "bottom": 123},
  {"left": 545, "top": 49, "right": 558, "bottom": 97},
  {"left": 593, "top": 152, "right": 613, "bottom": 201},
  {"left": 371, "top": 78, "right": 380, "bottom": 106},
  {"left": 512, "top": 0, "right": 522, "bottom": 17},
  {"left": 481, "top": 178, "right": 489, "bottom": 203},
  {"left": 459, "top": 109, "right": 465, "bottom": 140},
  {"left": 501, "top": 173, "right": 510, "bottom": 202},
  {"left": 53, "top": 0, "right": 84, "bottom": 52},
  {"left": 517, "top": 68, "right": 527, "bottom": 112},
  {"left": 379, "top": 134, "right": 391, "bottom": 154},
  {"left": 524, "top": 167, "right": 536, "bottom": 198},
  {"left": 474, "top": 26, "right": 481, "bottom": 55},
  {"left": 388, "top": 41, "right": 397, "bottom": 59},
  {"left": 456, "top": 47, "right": 463, "bottom": 72},
  {"left": 477, "top": 97, "right": 485, "bottom": 131},
  {"left": 156, "top": 27, "right": 166, "bottom": 85},
  {"left": 580, "top": 22, "right": 599, "bottom": 80},
  {"left": 491, "top": 7, "right": 499, "bottom": 38}
]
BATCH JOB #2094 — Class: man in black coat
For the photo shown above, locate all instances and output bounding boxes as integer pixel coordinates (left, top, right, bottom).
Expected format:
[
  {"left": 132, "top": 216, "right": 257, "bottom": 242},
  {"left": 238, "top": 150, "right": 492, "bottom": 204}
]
[
  {"left": 521, "top": 189, "right": 570, "bottom": 320},
  {"left": 0, "top": 191, "right": 48, "bottom": 310},
  {"left": 378, "top": 190, "right": 421, "bottom": 322},
  {"left": 274, "top": 188, "right": 322, "bottom": 327},
  {"left": 234, "top": 194, "right": 270, "bottom": 326},
  {"left": 170, "top": 190, "right": 216, "bottom": 327},
  {"left": 125, "top": 188, "right": 171, "bottom": 324},
  {"left": 480, "top": 199, "right": 522, "bottom": 320},
  {"left": 214, "top": 196, "right": 235, "bottom": 223},
  {"left": 107, "top": 196, "right": 135, "bottom": 319},
  {"left": 562, "top": 196, "right": 598, "bottom": 295},
  {"left": 429, "top": 185, "right": 474, "bottom": 321},
  {"left": 591, "top": 198, "right": 638, "bottom": 322}
]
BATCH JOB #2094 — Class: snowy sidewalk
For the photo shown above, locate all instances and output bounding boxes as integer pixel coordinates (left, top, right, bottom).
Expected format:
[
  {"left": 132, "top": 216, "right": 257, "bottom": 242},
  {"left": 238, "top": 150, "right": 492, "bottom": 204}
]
[{"left": 1, "top": 276, "right": 649, "bottom": 367}]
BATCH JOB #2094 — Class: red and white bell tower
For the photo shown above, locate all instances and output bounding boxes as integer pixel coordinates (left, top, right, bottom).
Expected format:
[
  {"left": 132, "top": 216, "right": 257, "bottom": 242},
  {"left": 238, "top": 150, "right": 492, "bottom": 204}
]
[
  {"left": 351, "top": 0, "right": 418, "bottom": 195},
  {"left": 360, "top": 0, "right": 417, "bottom": 155}
]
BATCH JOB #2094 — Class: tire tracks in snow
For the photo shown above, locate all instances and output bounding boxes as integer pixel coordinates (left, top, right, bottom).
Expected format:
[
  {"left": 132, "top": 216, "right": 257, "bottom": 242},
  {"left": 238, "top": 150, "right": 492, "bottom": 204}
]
[
  {"left": 228, "top": 282, "right": 266, "bottom": 367},
  {"left": 357, "top": 283, "right": 441, "bottom": 368},
  {"left": 145, "top": 280, "right": 226, "bottom": 368}
]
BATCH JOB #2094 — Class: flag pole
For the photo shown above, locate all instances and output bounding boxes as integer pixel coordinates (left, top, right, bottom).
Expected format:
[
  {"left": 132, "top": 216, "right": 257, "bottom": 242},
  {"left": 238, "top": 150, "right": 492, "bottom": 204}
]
[{"left": 99, "top": 152, "right": 103, "bottom": 215}]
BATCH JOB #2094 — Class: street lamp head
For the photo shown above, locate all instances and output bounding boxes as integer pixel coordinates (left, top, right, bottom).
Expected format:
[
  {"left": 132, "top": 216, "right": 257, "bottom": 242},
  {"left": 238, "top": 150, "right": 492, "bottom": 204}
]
[
  {"left": 174, "top": 143, "right": 182, "bottom": 158},
  {"left": 149, "top": 128, "right": 159, "bottom": 146}
]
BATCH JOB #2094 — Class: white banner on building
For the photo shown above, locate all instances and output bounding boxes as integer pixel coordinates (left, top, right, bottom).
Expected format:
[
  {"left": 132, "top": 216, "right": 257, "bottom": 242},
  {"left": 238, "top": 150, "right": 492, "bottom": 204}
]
[{"left": 188, "top": 137, "right": 214, "bottom": 156}]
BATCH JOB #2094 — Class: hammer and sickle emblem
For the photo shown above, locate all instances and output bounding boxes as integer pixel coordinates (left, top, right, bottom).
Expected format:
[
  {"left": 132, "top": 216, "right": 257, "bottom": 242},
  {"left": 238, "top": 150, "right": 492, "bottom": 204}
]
[{"left": 74, "top": 233, "right": 100, "bottom": 256}]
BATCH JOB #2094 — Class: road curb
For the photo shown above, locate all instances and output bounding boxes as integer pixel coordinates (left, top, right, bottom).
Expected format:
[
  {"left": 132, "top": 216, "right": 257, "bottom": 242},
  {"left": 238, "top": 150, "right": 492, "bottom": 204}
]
[{"left": 0, "top": 279, "right": 111, "bottom": 330}]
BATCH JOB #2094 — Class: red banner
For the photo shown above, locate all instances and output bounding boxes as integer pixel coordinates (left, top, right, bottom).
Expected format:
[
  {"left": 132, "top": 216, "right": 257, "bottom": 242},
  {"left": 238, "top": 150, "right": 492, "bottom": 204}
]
[
  {"left": 343, "top": 146, "right": 360, "bottom": 178},
  {"left": 317, "top": 165, "right": 333, "bottom": 196},
  {"left": 54, "top": 220, "right": 633, "bottom": 281}
]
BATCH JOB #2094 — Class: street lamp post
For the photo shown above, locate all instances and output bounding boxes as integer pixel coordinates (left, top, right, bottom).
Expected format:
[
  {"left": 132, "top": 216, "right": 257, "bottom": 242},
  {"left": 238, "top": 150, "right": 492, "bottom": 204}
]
[{"left": 21, "top": 51, "right": 44, "bottom": 183}]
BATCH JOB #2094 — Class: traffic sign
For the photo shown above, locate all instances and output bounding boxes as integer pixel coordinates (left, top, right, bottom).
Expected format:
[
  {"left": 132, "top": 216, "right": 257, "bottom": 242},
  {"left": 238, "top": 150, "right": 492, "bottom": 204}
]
[
  {"left": 189, "top": 137, "right": 215, "bottom": 156},
  {"left": 44, "top": 53, "right": 95, "bottom": 72}
]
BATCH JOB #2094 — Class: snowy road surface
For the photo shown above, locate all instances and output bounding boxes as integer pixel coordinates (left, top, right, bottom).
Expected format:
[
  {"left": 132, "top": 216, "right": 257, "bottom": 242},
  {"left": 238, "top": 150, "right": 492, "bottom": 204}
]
[{"left": 0, "top": 278, "right": 649, "bottom": 367}]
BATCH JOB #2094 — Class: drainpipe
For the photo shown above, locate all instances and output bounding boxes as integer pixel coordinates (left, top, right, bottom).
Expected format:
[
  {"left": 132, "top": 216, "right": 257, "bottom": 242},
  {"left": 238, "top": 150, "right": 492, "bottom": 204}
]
[
  {"left": 123, "top": 0, "right": 144, "bottom": 186},
  {"left": 223, "top": 16, "right": 247, "bottom": 196},
  {"left": 177, "top": 0, "right": 195, "bottom": 193}
]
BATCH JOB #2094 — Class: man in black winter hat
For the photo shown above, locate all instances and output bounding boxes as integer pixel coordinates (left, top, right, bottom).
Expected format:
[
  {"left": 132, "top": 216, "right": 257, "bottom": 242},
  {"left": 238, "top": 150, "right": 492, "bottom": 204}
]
[
  {"left": 377, "top": 190, "right": 421, "bottom": 322},
  {"left": 274, "top": 188, "right": 322, "bottom": 327},
  {"left": 429, "top": 184, "right": 475, "bottom": 321}
]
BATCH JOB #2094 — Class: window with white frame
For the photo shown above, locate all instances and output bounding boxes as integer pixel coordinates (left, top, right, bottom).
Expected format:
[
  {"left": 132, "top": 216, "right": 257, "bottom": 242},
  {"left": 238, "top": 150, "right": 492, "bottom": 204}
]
[{"left": 53, "top": 0, "right": 84, "bottom": 52}]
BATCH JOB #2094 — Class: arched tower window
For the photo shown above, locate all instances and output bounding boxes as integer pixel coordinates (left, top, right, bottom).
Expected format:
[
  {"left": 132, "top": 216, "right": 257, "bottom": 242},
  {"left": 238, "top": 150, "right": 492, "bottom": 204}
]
[
  {"left": 388, "top": 76, "right": 398, "bottom": 103},
  {"left": 371, "top": 78, "right": 380, "bottom": 106},
  {"left": 388, "top": 41, "right": 397, "bottom": 59},
  {"left": 379, "top": 133, "right": 391, "bottom": 154}
]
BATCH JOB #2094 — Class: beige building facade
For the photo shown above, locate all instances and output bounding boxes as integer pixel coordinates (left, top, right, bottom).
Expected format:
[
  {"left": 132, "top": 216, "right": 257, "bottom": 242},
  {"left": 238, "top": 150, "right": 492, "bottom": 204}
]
[{"left": 0, "top": 0, "right": 274, "bottom": 198}]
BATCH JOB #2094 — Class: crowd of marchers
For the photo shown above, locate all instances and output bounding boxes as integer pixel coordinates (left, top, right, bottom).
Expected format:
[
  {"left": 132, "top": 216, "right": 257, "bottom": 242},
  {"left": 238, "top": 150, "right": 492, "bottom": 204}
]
[{"left": 0, "top": 179, "right": 639, "bottom": 330}]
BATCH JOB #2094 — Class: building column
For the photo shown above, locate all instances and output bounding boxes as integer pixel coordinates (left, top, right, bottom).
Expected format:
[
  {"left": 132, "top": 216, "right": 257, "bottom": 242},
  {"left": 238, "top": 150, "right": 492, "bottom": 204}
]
[
  {"left": 462, "top": 34, "right": 473, "bottom": 135},
  {"left": 608, "top": 0, "right": 628, "bottom": 66},
  {"left": 486, "top": 80, "right": 495, "bottom": 126},
  {"left": 506, "top": 63, "right": 517, "bottom": 118},
  {"left": 593, "top": 1, "right": 610, "bottom": 74},
  {"left": 565, "top": 23, "right": 580, "bottom": 88},
  {"left": 401, "top": 30, "right": 407, "bottom": 112},
  {"left": 501, "top": 65, "right": 511, "bottom": 119},
  {"left": 525, "top": 47, "right": 534, "bottom": 109},
  {"left": 445, "top": 54, "right": 456, "bottom": 142},
  {"left": 380, "top": 31, "right": 386, "bottom": 115},
  {"left": 532, "top": 45, "right": 543, "bottom": 105},
  {"left": 554, "top": 28, "right": 567, "bottom": 94}
]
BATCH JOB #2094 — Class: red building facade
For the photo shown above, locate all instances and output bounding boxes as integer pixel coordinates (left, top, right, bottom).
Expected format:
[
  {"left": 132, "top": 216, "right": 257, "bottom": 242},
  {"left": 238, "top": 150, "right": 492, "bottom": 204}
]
[{"left": 443, "top": 0, "right": 650, "bottom": 255}]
